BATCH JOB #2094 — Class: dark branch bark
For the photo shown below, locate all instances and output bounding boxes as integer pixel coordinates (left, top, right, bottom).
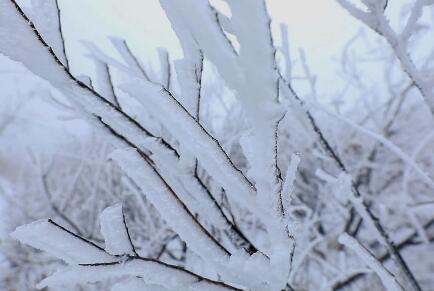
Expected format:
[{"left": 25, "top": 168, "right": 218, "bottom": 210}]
[
  {"left": 334, "top": 217, "right": 434, "bottom": 290},
  {"left": 279, "top": 74, "right": 421, "bottom": 290},
  {"left": 79, "top": 255, "right": 245, "bottom": 290},
  {"left": 9, "top": 0, "right": 178, "bottom": 159},
  {"left": 54, "top": 0, "right": 70, "bottom": 69}
]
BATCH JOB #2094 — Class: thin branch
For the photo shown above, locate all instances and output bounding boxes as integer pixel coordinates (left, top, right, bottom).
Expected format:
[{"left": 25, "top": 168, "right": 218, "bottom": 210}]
[
  {"left": 47, "top": 219, "right": 107, "bottom": 253},
  {"left": 334, "top": 218, "right": 434, "bottom": 290},
  {"left": 76, "top": 256, "right": 246, "bottom": 291},
  {"left": 54, "top": 0, "right": 70, "bottom": 69},
  {"left": 158, "top": 48, "right": 171, "bottom": 90},
  {"left": 339, "top": 233, "right": 405, "bottom": 291},
  {"left": 279, "top": 72, "right": 421, "bottom": 291},
  {"left": 121, "top": 205, "right": 138, "bottom": 256},
  {"left": 8, "top": 0, "right": 178, "bottom": 158},
  {"left": 105, "top": 64, "right": 121, "bottom": 109},
  {"left": 41, "top": 173, "right": 83, "bottom": 236},
  {"left": 121, "top": 39, "right": 150, "bottom": 81},
  {"left": 161, "top": 86, "right": 256, "bottom": 192},
  {"left": 195, "top": 173, "right": 258, "bottom": 255},
  {"left": 98, "top": 117, "right": 231, "bottom": 257}
]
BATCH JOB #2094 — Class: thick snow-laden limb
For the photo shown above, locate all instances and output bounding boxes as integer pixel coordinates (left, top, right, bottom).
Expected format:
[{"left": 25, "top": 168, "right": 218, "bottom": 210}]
[
  {"left": 155, "top": 0, "right": 258, "bottom": 254},
  {"left": 337, "top": 0, "right": 434, "bottom": 117},
  {"left": 10, "top": 219, "right": 114, "bottom": 264},
  {"left": 11, "top": 204, "right": 244, "bottom": 290},
  {"left": 161, "top": 0, "right": 284, "bottom": 196},
  {"left": 111, "top": 149, "right": 285, "bottom": 290},
  {"left": 217, "top": 1, "right": 291, "bottom": 278},
  {"left": 37, "top": 258, "right": 245, "bottom": 291},
  {"left": 338, "top": 233, "right": 404, "bottom": 291},
  {"left": 220, "top": 249, "right": 289, "bottom": 291},
  {"left": 120, "top": 81, "right": 258, "bottom": 212},
  {"left": 150, "top": 151, "right": 257, "bottom": 254},
  {"left": 160, "top": 2, "right": 290, "bottom": 271},
  {"left": 1, "top": 0, "right": 236, "bottom": 278},
  {"left": 110, "top": 148, "right": 231, "bottom": 262},
  {"left": 160, "top": 1, "right": 264, "bottom": 211},
  {"left": 0, "top": 0, "right": 258, "bottom": 278},
  {"left": 162, "top": 0, "right": 203, "bottom": 116},
  {"left": 0, "top": 0, "right": 69, "bottom": 87},
  {"left": 160, "top": 0, "right": 238, "bottom": 89},
  {"left": 161, "top": 0, "right": 282, "bottom": 119},
  {"left": 2, "top": 0, "right": 274, "bottom": 269},
  {"left": 0, "top": 0, "right": 176, "bottom": 161},
  {"left": 99, "top": 203, "right": 136, "bottom": 256},
  {"left": 121, "top": 78, "right": 289, "bottom": 279}
]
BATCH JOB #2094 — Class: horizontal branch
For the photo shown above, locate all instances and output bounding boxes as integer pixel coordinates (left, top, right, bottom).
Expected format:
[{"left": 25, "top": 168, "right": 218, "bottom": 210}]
[{"left": 39, "top": 255, "right": 245, "bottom": 291}]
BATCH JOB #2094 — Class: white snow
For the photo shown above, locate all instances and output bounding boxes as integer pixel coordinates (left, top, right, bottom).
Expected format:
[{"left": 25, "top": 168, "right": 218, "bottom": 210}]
[
  {"left": 99, "top": 203, "right": 135, "bottom": 256},
  {"left": 10, "top": 219, "right": 114, "bottom": 264},
  {"left": 339, "top": 233, "right": 404, "bottom": 291},
  {"left": 38, "top": 258, "right": 242, "bottom": 291},
  {"left": 29, "top": 0, "right": 68, "bottom": 67}
]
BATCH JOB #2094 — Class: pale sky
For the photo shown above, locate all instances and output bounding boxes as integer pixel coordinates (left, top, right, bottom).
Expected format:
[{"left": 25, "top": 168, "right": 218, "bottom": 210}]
[
  {"left": 59, "top": 0, "right": 362, "bottom": 96},
  {"left": 1, "top": 0, "right": 415, "bottom": 156},
  {"left": 2, "top": 0, "right": 386, "bottom": 152}
]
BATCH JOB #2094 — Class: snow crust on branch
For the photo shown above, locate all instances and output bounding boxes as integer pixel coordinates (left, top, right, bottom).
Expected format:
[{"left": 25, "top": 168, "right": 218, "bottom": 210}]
[
  {"left": 38, "top": 258, "right": 244, "bottom": 291},
  {"left": 99, "top": 203, "right": 135, "bottom": 256},
  {"left": 339, "top": 233, "right": 404, "bottom": 291},
  {"left": 10, "top": 219, "right": 114, "bottom": 264}
]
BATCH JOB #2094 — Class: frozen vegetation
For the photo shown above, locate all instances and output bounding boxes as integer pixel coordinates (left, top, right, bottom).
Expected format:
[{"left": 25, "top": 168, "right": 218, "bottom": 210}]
[{"left": 0, "top": 0, "right": 434, "bottom": 290}]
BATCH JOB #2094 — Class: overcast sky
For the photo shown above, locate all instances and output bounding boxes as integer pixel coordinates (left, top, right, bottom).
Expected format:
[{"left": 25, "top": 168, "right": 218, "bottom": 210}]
[
  {"left": 58, "top": 0, "right": 362, "bottom": 95},
  {"left": 4, "top": 0, "right": 412, "bottom": 152}
]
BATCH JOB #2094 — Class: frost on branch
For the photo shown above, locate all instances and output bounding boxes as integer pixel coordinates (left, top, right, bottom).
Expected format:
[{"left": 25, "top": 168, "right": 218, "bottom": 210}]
[
  {"left": 11, "top": 205, "right": 242, "bottom": 291},
  {"left": 160, "top": 1, "right": 291, "bottom": 276},
  {"left": 337, "top": 0, "right": 434, "bottom": 116},
  {"left": 1, "top": 0, "right": 433, "bottom": 289},
  {"left": 0, "top": 0, "right": 69, "bottom": 86},
  {"left": 28, "top": 0, "right": 68, "bottom": 68},
  {"left": 339, "top": 233, "right": 404, "bottom": 291},
  {"left": 99, "top": 203, "right": 136, "bottom": 256},
  {"left": 10, "top": 219, "right": 114, "bottom": 264}
]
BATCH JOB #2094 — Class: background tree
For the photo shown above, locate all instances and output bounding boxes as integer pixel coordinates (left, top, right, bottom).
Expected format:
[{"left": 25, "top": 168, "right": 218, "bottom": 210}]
[{"left": 0, "top": 0, "right": 433, "bottom": 290}]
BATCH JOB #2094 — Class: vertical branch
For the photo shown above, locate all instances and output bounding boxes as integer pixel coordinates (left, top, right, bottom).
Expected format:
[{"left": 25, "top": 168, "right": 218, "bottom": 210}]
[
  {"left": 158, "top": 48, "right": 171, "bottom": 90},
  {"left": 105, "top": 64, "right": 121, "bottom": 109},
  {"left": 279, "top": 23, "right": 292, "bottom": 83},
  {"left": 279, "top": 56, "right": 422, "bottom": 291},
  {"left": 121, "top": 206, "right": 138, "bottom": 256},
  {"left": 194, "top": 50, "right": 204, "bottom": 123},
  {"left": 120, "top": 39, "right": 150, "bottom": 81},
  {"left": 337, "top": 0, "right": 434, "bottom": 118},
  {"left": 54, "top": 0, "right": 69, "bottom": 69}
]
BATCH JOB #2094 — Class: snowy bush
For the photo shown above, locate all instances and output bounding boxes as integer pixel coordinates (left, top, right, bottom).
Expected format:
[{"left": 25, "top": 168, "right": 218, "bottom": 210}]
[
  {"left": 0, "top": 0, "right": 433, "bottom": 290},
  {"left": 0, "top": 137, "right": 171, "bottom": 290}
]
